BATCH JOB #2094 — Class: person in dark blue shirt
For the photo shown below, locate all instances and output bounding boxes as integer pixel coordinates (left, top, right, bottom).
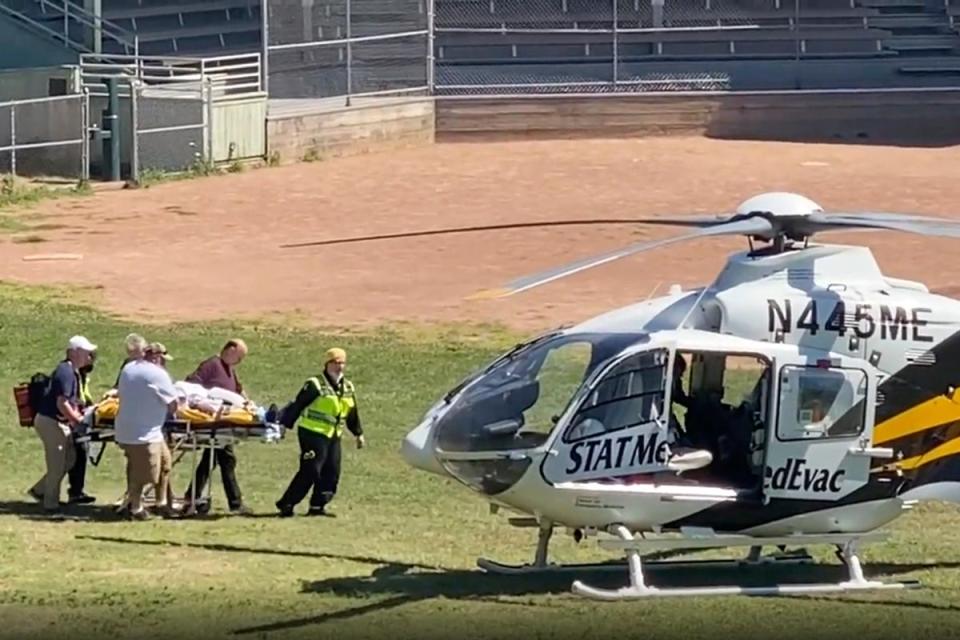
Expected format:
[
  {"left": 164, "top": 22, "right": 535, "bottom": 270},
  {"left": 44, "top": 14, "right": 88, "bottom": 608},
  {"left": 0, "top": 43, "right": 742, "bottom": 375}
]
[
  {"left": 67, "top": 352, "right": 98, "bottom": 505},
  {"left": 28, "top": 335, "right": 97, "bottom": 514}
]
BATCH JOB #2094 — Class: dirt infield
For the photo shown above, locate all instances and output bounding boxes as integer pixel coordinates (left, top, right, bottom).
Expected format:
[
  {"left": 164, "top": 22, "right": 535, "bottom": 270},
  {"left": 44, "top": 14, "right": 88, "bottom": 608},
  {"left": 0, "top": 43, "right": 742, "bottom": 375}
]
[{"left": 2, "top": 136, "right": 960, "bottom": 333}]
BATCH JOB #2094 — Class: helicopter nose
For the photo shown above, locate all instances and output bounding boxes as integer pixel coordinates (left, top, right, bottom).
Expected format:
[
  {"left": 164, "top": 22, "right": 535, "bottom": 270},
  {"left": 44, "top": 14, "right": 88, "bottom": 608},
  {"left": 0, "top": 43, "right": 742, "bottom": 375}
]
[{"left": 400, "top": 420, "right": 447, "bottom": 476}]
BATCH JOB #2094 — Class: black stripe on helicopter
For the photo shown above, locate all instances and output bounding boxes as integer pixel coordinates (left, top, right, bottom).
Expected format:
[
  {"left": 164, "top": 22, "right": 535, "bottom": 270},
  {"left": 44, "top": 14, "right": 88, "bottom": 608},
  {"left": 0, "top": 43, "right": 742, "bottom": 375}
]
[
  {"left": 662, "top": 476, "right": 904, "bottom": 533},
  {"left": 767, "top": 299, "right": 934, "bottom": 342}
]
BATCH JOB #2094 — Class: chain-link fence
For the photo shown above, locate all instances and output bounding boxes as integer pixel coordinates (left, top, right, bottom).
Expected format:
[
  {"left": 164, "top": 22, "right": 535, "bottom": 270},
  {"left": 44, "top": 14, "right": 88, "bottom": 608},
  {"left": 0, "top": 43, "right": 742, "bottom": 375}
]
[
  {"left": 131, "top": 84, "right": 209, "bottom": 178},
  {"left": 0, "top": 94, "right": 90, "bottom": 180},
  {"left": 433, "top": 0, "right": 889, "bottom": 94},
  {"left": 265, "top": 0, "right": 432, "bottom": 101}
]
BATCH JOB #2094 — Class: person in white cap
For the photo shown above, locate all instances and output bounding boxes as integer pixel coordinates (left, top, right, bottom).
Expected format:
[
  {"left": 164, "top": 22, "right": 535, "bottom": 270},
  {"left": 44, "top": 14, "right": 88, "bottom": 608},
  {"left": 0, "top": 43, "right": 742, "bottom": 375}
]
[{"left": 28, "top": 335, "right": 97, "bottom": 514}]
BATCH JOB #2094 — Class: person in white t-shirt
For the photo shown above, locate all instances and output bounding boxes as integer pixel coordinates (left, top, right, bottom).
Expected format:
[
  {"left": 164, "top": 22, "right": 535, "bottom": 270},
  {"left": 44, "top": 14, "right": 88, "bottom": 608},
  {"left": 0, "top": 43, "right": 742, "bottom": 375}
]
[{"left": 115, "top": 342, "right": 181, "bottom": 520}]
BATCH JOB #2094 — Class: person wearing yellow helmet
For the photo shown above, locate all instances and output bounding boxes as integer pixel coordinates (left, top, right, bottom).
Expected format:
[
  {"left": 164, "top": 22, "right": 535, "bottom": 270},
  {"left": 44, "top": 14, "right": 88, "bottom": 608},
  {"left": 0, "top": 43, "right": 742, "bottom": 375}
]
[{"left": 275, "top": 347, "right": 365, "bottom": 517}]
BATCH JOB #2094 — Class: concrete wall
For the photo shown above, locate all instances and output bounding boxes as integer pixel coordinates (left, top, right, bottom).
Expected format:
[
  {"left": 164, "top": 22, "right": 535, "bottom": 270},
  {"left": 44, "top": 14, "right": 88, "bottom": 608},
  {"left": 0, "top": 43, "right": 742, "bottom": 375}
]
[
  {"left": 0, "top": 66, "right": 81, "bottom": 101},
  {"left": 435, "top": 89, "right": 960, "bottom": 146},
  {"left": 266, "top": 96, "right": 434, "bottom": 162},
  {"left": 0, "top": 17, "right": 78, "bottom": 70}
]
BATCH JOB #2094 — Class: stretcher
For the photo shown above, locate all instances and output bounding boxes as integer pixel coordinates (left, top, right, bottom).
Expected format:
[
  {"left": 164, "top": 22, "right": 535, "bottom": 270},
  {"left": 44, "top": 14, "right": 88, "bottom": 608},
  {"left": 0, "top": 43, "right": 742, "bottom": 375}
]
[{"left": 74, "top": 389, "right": 285, "bottom": 515}]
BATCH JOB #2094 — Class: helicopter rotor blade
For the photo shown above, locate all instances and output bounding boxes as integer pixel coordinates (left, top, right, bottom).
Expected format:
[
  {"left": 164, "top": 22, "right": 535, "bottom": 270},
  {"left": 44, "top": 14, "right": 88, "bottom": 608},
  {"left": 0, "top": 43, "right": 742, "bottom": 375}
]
[
  {"left": 805, "top": 213, "right": 960, "bottom": 238},
  {"left": 277, "top": 215, "right": 737, "bottom": 249},
  {"left": 470, "top": 216, "right": 774, "bottom": 299}
]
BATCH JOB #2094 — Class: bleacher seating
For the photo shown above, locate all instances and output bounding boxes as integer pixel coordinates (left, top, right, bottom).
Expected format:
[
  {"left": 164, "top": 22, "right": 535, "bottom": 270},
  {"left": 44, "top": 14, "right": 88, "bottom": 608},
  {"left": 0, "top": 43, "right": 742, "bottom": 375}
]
[
  {"left": 100, "top": 0, "right": 261, "bottom": 55},
  {"left": 435, "top": 0, "right": 893, "bottom": 63}
]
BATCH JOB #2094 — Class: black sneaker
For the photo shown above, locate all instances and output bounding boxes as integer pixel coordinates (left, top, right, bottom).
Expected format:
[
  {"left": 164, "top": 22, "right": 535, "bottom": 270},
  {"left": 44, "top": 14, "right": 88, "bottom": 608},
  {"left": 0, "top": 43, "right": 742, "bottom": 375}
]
[
  {"left": 275, "top": 501, "right": 294, "bottom": 518},
  {"left": 68, "top": 493, "right": 96, "bottom": 505},
  {"left": 230, "top": 504, "right": 254, "bottom": 516},
  {"left": 307, "top": 506, "right": 335, "bottom": 518}
]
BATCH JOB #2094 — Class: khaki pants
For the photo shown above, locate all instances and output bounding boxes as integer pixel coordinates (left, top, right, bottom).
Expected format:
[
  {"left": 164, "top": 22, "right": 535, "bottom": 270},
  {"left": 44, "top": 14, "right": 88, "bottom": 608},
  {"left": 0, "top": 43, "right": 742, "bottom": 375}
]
[
  {"left": 119, "top": 441, "right": 172, "bottom": 513},
  {"left": 30, "top": 414, "right": 77, "bottom": 510}
]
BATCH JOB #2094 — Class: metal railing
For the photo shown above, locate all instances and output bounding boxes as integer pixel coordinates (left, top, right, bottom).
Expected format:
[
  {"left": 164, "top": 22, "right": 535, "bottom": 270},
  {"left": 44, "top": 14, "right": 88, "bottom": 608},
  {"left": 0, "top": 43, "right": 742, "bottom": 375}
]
[
  {"left": 79, "top": 52, "right": 263, "bottom": 100},
  {"left": 0, "top": 0, "right": 137, "bottom": 56},
  {"left": 0, "top": 92, "right": 90, "bottom": 181}
]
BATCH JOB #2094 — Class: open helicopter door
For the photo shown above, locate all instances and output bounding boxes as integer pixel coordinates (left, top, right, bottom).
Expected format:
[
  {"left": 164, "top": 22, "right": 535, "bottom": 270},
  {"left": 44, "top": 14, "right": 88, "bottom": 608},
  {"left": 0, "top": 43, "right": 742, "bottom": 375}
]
[
  {"left": 540, "top": 346, "right": 675, "bottom": 485},
  {"left": 763, "top": 353, "right": 879, "bottom": 503}
]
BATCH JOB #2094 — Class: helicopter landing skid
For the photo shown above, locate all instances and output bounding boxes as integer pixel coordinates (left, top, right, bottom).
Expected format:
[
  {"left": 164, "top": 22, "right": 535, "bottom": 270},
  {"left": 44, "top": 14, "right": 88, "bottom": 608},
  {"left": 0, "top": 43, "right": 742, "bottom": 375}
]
[{"left": 570, "top": 526, "right": 922, "bottom": 601}]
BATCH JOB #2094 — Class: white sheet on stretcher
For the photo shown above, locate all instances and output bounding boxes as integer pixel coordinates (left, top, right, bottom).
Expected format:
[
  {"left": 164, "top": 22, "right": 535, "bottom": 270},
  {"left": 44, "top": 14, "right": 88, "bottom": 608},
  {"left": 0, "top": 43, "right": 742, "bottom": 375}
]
[
  {"left": 175, "top": 381, "right": 247, "bottom": 415},
  {"left": 76, "top": 381, "right": 283, "bottom": 443}
]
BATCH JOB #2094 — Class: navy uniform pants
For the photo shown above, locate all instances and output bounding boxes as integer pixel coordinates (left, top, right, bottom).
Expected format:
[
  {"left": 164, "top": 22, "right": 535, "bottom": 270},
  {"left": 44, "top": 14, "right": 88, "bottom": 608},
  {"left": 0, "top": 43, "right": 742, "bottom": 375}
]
[{"left": 278, "top": 427, "right": 342, "bottom": 509}]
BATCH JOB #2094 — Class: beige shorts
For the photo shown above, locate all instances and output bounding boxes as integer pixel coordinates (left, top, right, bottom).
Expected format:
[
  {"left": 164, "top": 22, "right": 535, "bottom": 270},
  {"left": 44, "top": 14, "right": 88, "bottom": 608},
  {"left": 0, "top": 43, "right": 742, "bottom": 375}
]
[{"left": 120, "top": 441, "right": 172, "bottom": 485}]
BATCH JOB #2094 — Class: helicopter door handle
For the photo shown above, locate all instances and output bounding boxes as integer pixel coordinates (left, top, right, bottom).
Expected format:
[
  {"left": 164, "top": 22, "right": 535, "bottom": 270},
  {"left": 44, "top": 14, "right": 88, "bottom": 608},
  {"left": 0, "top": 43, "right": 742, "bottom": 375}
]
[{"left": 847, "top": 445, "right": 894, "bottom": 459}]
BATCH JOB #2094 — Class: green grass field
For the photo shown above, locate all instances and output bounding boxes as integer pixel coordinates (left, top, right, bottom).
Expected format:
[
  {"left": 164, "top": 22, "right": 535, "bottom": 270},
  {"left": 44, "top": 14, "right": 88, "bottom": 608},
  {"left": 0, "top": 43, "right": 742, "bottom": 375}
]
[{"left": 2, "top": 282, "right": 960, "bottom": 640}]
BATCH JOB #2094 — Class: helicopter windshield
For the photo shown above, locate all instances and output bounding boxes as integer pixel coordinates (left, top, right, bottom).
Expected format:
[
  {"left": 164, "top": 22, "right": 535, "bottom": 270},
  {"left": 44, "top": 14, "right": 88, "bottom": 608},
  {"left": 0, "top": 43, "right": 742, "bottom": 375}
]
[{"left": 433, "top": 331, "right": 649, "bottom": 456}]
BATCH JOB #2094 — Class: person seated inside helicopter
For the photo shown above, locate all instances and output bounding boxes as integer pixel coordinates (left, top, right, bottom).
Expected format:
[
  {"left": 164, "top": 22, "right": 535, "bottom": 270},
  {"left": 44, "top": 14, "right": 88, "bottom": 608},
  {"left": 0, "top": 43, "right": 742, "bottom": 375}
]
[
  {"left": 674, "top": 358, "right": 767, "bottom": 489},
  {"left": 664, "top": 355, "right": 714, "bottom": 474}
]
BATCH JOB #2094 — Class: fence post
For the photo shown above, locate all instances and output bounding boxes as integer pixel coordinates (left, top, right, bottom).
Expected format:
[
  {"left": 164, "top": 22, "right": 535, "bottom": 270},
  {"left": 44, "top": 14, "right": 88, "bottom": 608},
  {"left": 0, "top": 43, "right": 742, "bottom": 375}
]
[
  {"left": 612, "top": 0, "right": 618, "bottom": 87},
  {"left": 81, "top": 88, "right": 90, "bottom": 183},
  {"left": 129, "top": 80, "right": 139, "bottom": 184},
  {"left": 426, "top": 0, "right": 435, "bottom": 95},
  {"left": 204, "top": 77, "right": 214, "bottom": 166},
  {"left": 9, "top": 105, "right": 15, "bottom": 177},
  {"left": 261, "top": 0, "right": 269, "bottom": 94},
  {"left": 346, "top": 0, "right": 353, "bottom": 106},
  {"left": 793, "top": 0, "right": 801, "bottom": 89}
]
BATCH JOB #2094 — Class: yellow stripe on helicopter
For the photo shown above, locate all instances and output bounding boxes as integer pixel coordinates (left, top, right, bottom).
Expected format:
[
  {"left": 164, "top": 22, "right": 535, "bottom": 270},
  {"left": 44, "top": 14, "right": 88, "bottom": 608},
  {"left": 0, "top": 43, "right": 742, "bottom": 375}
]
[{"left": 874, "top": 387, "right": 960, "bottom": 446}]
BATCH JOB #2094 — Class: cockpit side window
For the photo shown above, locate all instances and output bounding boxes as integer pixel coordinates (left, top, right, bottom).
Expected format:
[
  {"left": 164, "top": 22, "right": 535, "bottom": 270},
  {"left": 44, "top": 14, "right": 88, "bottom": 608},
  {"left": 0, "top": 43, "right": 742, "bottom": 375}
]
[
  {"left": 521, "top": 341, "right": 593, "bottom": 434},
  {"left": 563, "top": 349, "right": 669, "bottom": 443}
]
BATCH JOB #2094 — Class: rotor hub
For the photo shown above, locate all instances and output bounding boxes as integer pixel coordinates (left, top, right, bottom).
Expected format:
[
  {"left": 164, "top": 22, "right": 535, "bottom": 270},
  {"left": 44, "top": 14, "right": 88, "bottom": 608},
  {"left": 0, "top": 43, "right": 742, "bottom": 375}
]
[{"left": 736, "top": 192, "right": 823, "bottom": 218}]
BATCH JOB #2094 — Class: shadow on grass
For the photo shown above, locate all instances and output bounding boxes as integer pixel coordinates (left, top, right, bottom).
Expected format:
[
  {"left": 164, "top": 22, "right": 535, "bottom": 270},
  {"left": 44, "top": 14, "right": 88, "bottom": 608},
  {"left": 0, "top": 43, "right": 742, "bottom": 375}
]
[
  {"left": 0, "top": 499, "right": 241, "bottom": 522},
  {"left": 0, "top": 499, "right": 125, "bottom": 522},
  {"left": 232, "top": 558, "right": 960, "bottom": 635},
  {"left": 68, "top": 532, "right": 960, "bottom": 634},
  {"left": 74, "top": 534, "right": 444, "bottom": 570}
]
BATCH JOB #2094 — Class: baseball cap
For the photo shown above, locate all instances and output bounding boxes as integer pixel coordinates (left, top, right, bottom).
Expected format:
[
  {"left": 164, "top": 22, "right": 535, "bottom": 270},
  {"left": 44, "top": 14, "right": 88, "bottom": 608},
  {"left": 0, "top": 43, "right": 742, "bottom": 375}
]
[
  {"left": 325, "top": 347, "right": 346, "bottom": 364},
  {"left": 67, "top": 335, "right": 97, "bottom": 352},
  {"left": 146, "top": 342, "right": 174, "bottom": 361}
]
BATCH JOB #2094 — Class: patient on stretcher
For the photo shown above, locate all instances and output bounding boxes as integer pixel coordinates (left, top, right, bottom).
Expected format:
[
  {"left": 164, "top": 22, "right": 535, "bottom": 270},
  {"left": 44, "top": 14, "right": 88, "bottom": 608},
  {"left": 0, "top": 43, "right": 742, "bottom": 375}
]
[{"left": 78, "top": 379, "right": 282, "bottom": 440}]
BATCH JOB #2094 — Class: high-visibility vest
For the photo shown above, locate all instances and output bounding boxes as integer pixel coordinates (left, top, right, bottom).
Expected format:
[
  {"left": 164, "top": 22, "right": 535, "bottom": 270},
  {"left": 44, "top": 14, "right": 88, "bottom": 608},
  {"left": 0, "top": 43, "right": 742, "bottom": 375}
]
[
  {"left": 79, "top": 373, "right": 93, "bottom": 407},
  {"left": 297, "top": 375, "right": 356, "bottom": 438}
]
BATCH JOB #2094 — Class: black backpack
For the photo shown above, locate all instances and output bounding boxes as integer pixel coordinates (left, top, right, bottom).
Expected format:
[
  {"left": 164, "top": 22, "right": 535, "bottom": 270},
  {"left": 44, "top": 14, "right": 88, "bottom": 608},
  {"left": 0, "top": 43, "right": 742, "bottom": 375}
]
[{"left": 27, "top": 372, "right": 51, "bottom": 412}]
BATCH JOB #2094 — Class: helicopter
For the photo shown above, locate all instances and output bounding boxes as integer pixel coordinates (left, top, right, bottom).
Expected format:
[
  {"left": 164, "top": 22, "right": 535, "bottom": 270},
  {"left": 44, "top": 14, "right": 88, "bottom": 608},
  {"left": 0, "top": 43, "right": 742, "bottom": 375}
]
[{"left": 287, "top": 192, "right": 960, "bottom": 600}]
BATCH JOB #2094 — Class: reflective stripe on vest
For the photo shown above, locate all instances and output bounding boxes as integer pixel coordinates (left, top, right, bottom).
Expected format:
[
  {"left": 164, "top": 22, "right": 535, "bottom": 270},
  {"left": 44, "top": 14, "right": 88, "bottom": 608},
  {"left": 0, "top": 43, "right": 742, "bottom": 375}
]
[
  {"left": 297, "top": 376, "right": 356, "bottom": 438},
  {"left": 79, "top": 375, "right": 93, "bottom": 406}
]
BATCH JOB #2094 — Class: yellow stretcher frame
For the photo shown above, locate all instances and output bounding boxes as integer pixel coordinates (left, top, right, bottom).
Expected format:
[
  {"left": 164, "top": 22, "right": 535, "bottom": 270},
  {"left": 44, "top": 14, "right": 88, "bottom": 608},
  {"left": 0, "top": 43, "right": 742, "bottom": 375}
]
[{"left": 78, "top": 416, "right": 282, "bottom": 516}]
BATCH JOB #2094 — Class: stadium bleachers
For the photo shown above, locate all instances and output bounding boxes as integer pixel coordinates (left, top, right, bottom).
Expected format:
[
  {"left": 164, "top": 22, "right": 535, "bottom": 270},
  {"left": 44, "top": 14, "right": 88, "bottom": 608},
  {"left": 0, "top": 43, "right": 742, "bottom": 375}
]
[
  {"left": 434, "top": 0, "right": 960, "bottom": 63},
  {"left": 3, "top": 0, "right": 960, "bottom": 96},
  {"left": 100, "top": 0, "right": 261, "bottom": 55}
]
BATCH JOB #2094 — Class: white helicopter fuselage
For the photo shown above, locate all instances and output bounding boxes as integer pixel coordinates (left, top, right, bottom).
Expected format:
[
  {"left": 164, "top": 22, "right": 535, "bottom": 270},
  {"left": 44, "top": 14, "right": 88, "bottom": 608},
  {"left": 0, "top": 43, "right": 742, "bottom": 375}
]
[{"left": 402, "top": 242, "right": 960, "bottom": 537}]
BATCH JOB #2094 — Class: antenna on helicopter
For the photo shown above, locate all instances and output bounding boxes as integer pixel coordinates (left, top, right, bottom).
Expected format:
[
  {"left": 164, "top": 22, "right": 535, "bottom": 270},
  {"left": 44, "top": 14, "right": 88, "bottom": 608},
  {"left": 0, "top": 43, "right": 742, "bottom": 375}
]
[{"left": 281, "top": 192, "right": 960, "bottom": 298}]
